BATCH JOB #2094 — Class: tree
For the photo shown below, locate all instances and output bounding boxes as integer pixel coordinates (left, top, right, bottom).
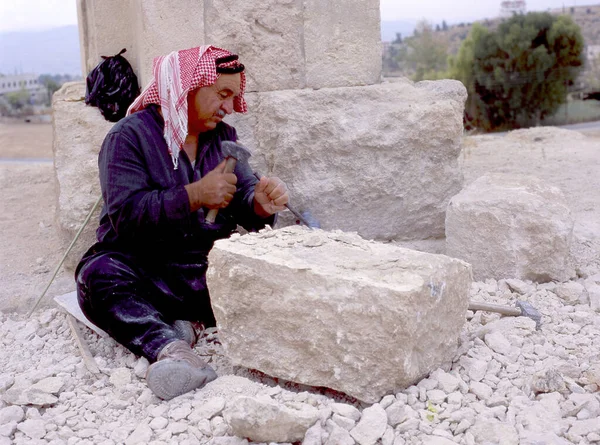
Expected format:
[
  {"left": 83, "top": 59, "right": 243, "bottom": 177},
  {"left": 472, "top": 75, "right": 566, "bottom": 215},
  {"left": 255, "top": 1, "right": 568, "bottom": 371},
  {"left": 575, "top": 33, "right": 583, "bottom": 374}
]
[
  {"left": 401, "top": 20, "right": 449, "bottom": 81},
  {"left": 449, "top": 12, "right": 584, "bottom": 131},
  {"left": 5, "top": 88, "right": 30, "bottom": 110},
  {"left": 393, "top": 32, "right": 403, "bottom": 44},
  {"left": 442, "top": 20, "right": 448, "bottom": 31}
]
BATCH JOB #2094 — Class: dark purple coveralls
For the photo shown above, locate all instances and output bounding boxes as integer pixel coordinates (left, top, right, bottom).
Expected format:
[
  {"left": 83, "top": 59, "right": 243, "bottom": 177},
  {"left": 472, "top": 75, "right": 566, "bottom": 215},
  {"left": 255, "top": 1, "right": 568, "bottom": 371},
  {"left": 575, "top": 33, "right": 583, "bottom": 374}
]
[{"left": 76, "top": 105, "right": 274, "bottom": 361}]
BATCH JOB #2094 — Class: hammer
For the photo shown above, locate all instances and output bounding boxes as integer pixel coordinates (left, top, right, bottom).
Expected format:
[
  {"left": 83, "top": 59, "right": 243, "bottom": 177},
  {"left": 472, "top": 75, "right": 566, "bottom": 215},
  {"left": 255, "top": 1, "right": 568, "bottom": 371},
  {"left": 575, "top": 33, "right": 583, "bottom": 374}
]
[
  {"left": 468, "top": 300, "right": 542, "bottom": 329},
  {"left": 205, "top": 141, "right": 252, "bottom": 224}
]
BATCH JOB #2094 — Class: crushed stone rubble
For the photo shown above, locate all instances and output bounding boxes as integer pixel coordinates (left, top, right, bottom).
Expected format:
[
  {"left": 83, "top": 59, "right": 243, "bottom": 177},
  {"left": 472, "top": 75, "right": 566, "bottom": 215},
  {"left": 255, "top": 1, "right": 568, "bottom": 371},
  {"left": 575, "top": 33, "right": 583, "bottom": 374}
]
[{"left": 1, "top": 273, "right": 600, "bottom": 445}]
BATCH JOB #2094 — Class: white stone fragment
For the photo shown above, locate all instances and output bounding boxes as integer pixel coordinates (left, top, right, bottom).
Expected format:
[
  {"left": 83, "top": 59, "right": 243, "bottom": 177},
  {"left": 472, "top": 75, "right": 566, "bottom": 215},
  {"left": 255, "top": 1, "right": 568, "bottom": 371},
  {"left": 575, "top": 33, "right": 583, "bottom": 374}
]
[
  {"left": 484, "top": 332, "right": 514, "bottom": 357},
  {"left": 331, "top": 403, "right": 361, "bottom": 422},
  {"left": 470, "top": 419, "right": 518, "bottom": 445},
  {"left": 149, "top": 416, "right": 168, "bottom": 430},
  {"left": 531, "top": 369, "right": 566, "bottom": 394},
  {"left": 190, "top": 397, "right": 226, "bottom": 421},
  {"left": 0, "top": 376, "right": 14, "bottom": 393},
  {"left": 385, "top": 402, "right": 408, "bottom": 427},
  {"left": 303, "top": 422, "right": 324, "bottom": 445},
  {"left": 0, "top": 405, "right": 25, "bottom": 424},
  {"left": 556, "top": 282, "right": 585, "bottom": 304},
  {"left": 430, "top": 369, "right": 461, "bottom": 393},
  {"left": 586, "top": 284, "right": 600, "bottom": 312},
  {"left": 16, "top": 419, "right": 46, "bottom": 440},
  {"left": 570, "top": 418, "right": 600, "bottom": 437},
  {"left": 223, "top": 396, "right": 319, "bottom": 443},
  {"left": 349, "top": 404, "right": 387, "bottom": 445},
  {"left": 469, "top": 382, "right": 493, "bottom": 401},
  {"left": 208, "top": 227, "right": 471, "bottom": 402},
  {"left": 125, "top": 422, "right": 153, "bottom": 445},
  {"left": 133, "top": 358, "right": 149, "bottom": 379},
  {"left": 331, "top": 413, "right": 355, "bottom": 431},
  {"left": 325, "top": 422, "right": 355, "bottom": 445},
  {"left": 110, "top": 368, "right": 132, "bottom": 388}
]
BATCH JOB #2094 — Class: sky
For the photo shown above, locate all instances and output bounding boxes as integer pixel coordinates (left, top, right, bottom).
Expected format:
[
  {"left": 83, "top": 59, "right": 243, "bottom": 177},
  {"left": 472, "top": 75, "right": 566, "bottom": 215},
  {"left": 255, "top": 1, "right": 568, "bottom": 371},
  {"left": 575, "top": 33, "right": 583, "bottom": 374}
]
[{"left": 0, "top": 0, "right": 586, "bottom": 33}]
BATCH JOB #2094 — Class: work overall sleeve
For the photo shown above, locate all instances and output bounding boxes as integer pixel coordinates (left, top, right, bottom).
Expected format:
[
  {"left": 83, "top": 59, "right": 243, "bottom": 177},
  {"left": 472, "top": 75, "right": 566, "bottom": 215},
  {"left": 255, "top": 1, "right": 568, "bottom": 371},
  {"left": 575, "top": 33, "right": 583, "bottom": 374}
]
[{"left": 98, "top": 129, "right": 193, "bottom": 240}]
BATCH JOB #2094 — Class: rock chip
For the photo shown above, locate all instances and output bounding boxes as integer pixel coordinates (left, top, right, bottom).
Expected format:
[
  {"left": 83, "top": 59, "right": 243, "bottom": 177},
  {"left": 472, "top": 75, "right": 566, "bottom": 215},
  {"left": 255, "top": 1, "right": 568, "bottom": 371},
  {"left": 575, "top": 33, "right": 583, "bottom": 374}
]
[
  {"left": 223, "top": 396, "right": 319, "bottom": 443},
  {"left": 349, "top": 404, "right": 387, "bottom": 445}
]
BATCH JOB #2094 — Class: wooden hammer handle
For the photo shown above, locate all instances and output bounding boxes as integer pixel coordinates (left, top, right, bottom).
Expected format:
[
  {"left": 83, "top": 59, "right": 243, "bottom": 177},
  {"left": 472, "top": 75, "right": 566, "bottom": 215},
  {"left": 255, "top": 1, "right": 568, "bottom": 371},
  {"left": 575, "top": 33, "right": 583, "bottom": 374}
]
[
  {"left": 205, "top": 156, "right": 238, "bottom": 224},
  {"left": 468, "top": 301, "right": 522, "bottom": 317}
]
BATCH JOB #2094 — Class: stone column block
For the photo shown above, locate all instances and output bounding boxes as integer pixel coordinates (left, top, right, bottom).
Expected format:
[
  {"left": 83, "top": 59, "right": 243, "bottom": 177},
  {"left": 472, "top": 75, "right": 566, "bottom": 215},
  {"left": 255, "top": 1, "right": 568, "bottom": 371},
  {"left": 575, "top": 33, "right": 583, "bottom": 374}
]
[
  {"left": 243, "top": 80, "right": 466, "bottom": 241},
  {"left": 76, "top": 0, "right": 137, "bottom": 76},
  {"left": 132, "top": 0, "right": 206, "bottom": 87},
  {"left": 304, "top": 0, "right": 382, "bottom": 88},
  {"left": 207, "top": 226, "right": 472, "bottom": 403},
  {"left": 204, "top": 0, "right": 305, "bottom": 92},
  {"left": 52, "top": 82, "right": 115, "bottom": 270},
  {"left": 446, "top": 173, "right": 575, "bottom": 282}
]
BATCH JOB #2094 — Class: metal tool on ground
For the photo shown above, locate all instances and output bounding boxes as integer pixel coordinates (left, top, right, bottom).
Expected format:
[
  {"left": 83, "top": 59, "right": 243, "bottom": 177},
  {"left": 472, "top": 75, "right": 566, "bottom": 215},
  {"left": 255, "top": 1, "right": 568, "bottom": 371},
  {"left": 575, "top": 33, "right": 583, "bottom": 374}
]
[
  {"left": 252, "top": 171, "right": 320, "bottom": 229},
  {"left": 468, "top": 300, "right": 542, "bottom": 329},
  {"left": 205, "top": 141, "right": 252, "bottom": 224}
]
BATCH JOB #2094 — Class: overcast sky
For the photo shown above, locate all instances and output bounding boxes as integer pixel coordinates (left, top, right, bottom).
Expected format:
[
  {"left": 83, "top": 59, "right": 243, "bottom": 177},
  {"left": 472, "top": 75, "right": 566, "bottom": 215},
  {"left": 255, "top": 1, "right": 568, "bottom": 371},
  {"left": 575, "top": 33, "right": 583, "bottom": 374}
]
[{"left": 0, "top": 0, "right": 583, "bottom": 32}]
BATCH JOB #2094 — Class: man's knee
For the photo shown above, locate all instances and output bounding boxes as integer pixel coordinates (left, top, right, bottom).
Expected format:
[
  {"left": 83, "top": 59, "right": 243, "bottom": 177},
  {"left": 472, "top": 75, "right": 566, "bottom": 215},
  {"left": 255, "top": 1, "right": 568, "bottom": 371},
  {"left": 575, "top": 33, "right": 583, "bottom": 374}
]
[{"left": 77, "top": 253, "right": 139, "bottom": 289}]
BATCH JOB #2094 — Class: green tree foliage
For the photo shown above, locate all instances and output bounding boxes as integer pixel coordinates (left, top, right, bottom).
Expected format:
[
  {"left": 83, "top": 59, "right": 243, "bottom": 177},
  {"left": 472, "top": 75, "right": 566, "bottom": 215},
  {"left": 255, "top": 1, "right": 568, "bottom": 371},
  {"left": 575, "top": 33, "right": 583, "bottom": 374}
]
[
  {"left": 5, "top": 88, "right": 30, "bottom": 110},
  {"left": 401, "top": 20, "right": 449, "bottom": 82},
  {"left": 449, "top": 12, "right": 584, "bottom": 131}
]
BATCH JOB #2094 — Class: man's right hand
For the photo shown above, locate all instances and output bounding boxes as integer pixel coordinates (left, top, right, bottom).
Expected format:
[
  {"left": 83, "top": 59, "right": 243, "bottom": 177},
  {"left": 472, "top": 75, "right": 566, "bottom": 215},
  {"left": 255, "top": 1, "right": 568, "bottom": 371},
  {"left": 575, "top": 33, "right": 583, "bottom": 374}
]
[{"left": 185, "top": 159, "right": 237, "bottom": 212}]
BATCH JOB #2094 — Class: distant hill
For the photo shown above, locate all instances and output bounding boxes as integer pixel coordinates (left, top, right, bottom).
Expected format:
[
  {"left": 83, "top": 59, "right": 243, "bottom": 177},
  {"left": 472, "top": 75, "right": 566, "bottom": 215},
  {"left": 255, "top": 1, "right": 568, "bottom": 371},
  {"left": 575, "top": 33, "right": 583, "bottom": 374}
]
[
  {"left": 381, "top": 20, "right": 417, "bottom": 42},
  {"left": 0, "top": 25, "right": 81, "bottom": 77}
]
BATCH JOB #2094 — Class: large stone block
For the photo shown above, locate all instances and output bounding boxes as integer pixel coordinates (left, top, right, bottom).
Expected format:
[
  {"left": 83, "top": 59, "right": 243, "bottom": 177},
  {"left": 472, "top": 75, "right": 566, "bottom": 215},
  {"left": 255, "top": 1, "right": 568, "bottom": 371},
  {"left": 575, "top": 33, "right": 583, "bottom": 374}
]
[
  {"left": 237, "top": 80, "right": 466, "bottom": 241},
  {"left": 204, "top": 0, "right": 305, "bottom": 92},
  {"left": 304, "top": 0, "right": 382, "bottom": 88},
  {"left": 76, "top": 0, "right": 137, "bottom": 76},
  {"left": 207, "top": 226, "right": 472, "bottom": 403},
  {"left": 446, "top": 173, "right": 575, "bottom": 282},
  {"left": 52, "top": 82, "right": 114, "bottom": 270},
  {"left": 132, "top": 0, "right": 205, "bottom": 87}
]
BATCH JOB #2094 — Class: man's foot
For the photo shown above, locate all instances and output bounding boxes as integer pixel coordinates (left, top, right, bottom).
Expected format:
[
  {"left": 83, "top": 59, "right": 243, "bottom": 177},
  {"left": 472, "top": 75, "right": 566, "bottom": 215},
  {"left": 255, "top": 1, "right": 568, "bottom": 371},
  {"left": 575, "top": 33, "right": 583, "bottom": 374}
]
[
  {"left": 172, "top": 320, "right": 198, "bottom": 347},
  {"left": 146, "top": 340, "right": 217, "bottom": 400}
]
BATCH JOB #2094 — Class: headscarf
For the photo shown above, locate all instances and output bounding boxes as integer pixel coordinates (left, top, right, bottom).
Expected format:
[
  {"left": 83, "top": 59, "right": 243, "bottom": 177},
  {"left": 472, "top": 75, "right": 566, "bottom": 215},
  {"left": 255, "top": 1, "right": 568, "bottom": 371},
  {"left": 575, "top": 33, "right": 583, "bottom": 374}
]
[{"left": 127, "top": 45, "right": 247, "bottom": 170}]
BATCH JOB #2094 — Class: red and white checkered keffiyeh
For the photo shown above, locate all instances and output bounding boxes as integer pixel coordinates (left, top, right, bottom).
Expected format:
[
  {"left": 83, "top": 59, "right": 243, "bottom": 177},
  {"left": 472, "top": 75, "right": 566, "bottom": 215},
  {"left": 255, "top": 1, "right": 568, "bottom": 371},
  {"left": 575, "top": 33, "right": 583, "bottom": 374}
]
[{"left": 127, "top": 45, "right": 247, "bottom": 170}]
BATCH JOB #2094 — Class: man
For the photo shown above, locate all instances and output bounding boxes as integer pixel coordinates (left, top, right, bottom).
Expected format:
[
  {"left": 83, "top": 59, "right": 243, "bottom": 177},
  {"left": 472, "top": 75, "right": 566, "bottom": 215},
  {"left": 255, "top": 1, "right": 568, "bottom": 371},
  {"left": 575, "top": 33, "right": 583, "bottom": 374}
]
[{"left": 76, "top": 46, "right": 288, "bottom": 400}]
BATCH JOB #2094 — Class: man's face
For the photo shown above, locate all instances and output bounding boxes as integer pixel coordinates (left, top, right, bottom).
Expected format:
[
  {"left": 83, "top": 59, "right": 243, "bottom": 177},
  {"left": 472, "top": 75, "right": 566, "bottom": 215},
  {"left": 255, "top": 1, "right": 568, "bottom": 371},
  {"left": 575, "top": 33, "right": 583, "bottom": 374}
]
[{"left": 187, "top": 73, "right": 241, "bottom": 133}]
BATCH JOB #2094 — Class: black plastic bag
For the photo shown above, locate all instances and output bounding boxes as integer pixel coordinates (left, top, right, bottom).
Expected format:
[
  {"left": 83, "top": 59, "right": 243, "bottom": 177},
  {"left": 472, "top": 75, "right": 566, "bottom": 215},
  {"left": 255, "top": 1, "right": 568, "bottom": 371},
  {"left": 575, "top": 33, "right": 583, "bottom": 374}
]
[{"left": 85, "top": 48, "right": 140, "bottom": 122}]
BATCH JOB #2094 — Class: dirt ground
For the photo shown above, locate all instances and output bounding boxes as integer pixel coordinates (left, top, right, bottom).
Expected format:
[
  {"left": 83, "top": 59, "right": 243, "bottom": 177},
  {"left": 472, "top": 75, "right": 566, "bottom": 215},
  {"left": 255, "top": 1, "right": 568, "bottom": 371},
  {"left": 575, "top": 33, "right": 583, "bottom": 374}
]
[
  {"left": 0, "top": 121, "right": 73, "bottom": 313},
  {"left": 1, "top": 120, "right": 600, "bottom": 313}
]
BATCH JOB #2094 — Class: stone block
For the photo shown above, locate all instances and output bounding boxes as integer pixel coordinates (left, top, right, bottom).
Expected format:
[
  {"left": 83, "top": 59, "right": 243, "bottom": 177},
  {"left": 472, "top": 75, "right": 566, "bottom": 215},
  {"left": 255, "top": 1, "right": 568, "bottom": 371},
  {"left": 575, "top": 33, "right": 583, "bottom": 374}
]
[
  {"left": 242, "top": 80, "right": 466, "bottom": 241},
  {"left": 204, "top": 0, "right": 305, "bottom": 92},
  {"left": 446, "top": 173, "right": 575, "bottom": 282},
  {"left": 76, "top": 0, "right": 137, "bottom": 76},
  {"left": 207, "top": 226, "right": 472, "bottom": 403},
  {"left": 304, "top": 0, "right": 382, "bottom": 88},
  {"left": 52, "top": 82, "right": 114, "bottom": 270},
  {"left": 132, "top": 0, "right": 205, "bottom": 87}
]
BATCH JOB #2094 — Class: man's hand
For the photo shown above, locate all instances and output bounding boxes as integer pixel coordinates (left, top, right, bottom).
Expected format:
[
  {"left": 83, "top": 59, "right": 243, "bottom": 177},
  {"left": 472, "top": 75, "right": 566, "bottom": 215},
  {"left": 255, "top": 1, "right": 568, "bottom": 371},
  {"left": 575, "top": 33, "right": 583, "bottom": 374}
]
[
  {"left": 254, "top": 176, "right": 289, "bottom": 217},
  {"left": 185, "top": 159, "right": 237, "bottom": 212}
]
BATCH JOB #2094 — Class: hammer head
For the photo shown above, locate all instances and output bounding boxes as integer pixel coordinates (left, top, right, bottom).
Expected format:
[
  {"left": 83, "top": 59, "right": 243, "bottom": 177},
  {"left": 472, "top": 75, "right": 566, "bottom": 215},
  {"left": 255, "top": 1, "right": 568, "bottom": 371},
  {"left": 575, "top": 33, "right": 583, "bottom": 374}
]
[
  {"left": 221, "top": 141, "right": 252, "bottom": 164},
  {"left": 516, "top": 301, "right": 542, "bottom": 329}
]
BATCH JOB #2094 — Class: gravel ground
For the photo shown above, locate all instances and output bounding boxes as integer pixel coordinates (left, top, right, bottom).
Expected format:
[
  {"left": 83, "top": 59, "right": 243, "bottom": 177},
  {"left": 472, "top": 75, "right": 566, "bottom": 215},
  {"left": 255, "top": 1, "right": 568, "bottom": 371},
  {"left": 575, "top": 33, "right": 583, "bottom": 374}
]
[{"left": 1, "top": 274, "right": 599, "bottom": 444}]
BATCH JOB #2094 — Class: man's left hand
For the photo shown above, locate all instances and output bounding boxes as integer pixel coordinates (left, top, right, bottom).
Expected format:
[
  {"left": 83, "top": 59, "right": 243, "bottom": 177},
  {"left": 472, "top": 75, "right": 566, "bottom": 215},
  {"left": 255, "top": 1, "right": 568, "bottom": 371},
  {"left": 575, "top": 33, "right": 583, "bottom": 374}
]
[{"left": 254, "top": 176, "right": 289, "bottom": 217}]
